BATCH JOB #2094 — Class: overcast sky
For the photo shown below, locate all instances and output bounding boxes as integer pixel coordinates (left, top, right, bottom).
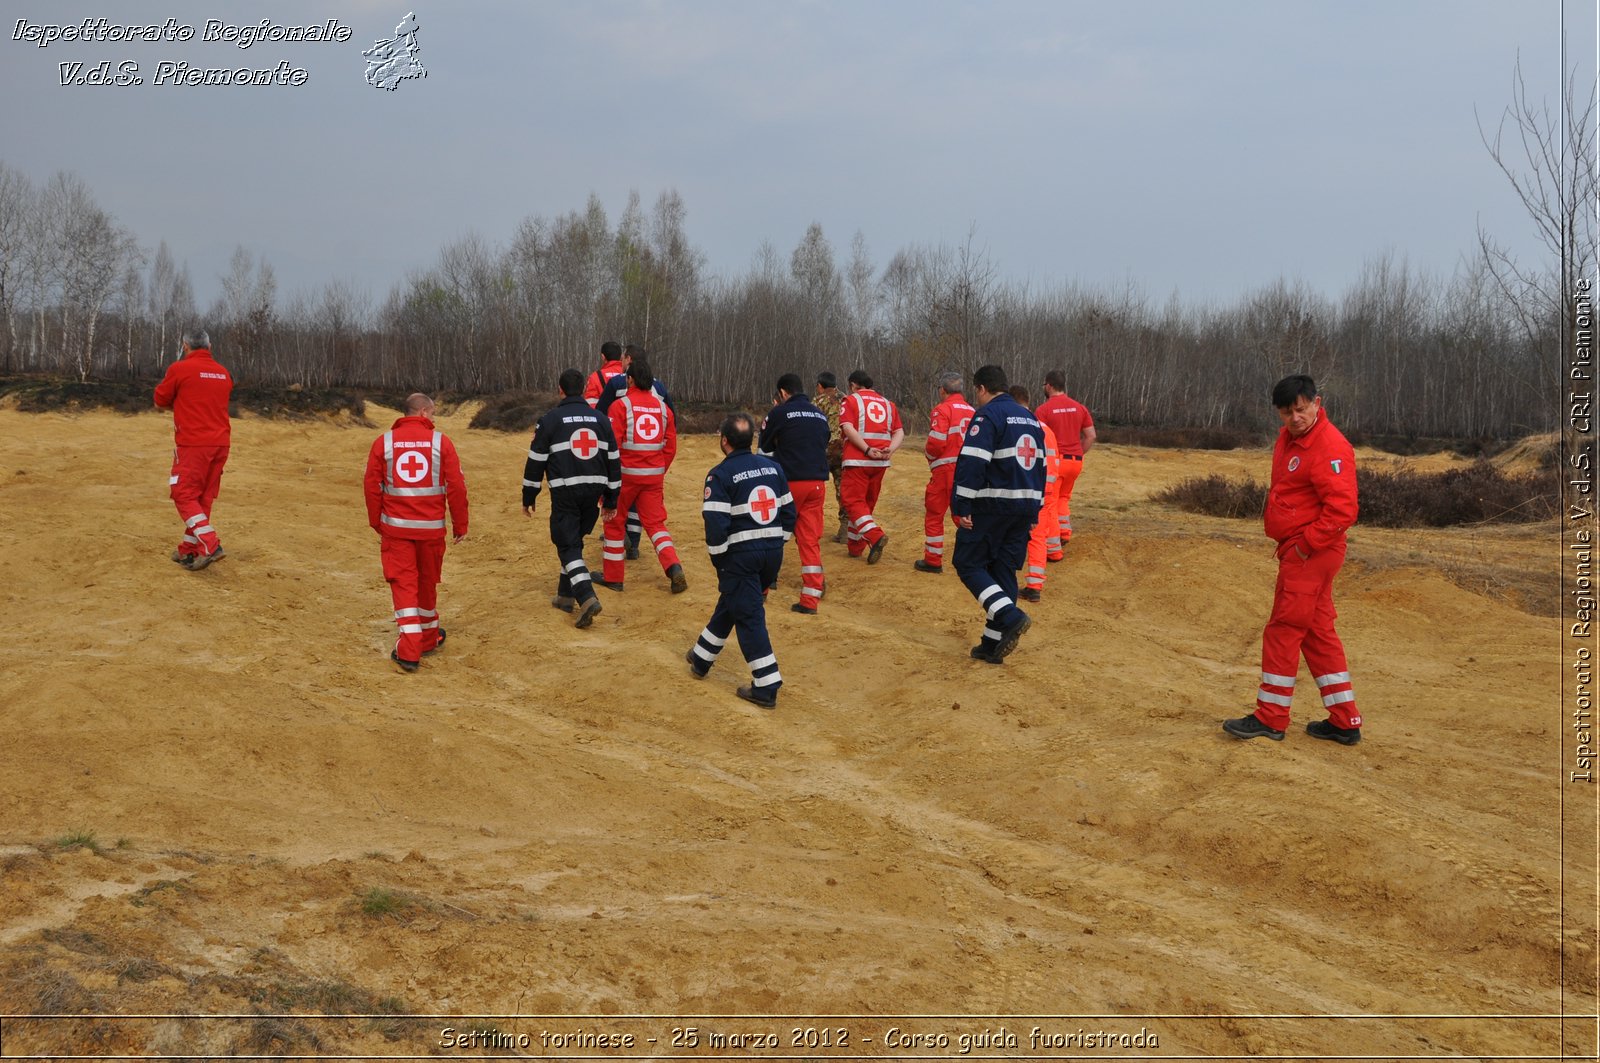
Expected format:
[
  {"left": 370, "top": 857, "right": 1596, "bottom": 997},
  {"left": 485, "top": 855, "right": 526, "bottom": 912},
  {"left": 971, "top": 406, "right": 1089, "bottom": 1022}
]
[{"left": 1, "top": 1, "right": 1593, "bottom": 311}]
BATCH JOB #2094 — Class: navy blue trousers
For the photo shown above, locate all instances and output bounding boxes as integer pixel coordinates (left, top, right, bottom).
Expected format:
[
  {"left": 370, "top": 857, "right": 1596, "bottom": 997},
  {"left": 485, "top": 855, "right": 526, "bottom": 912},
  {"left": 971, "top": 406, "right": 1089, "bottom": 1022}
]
[
  {"left": 691, "top": 549, "right": 783, "bottom": 691},
  {"left": 953, "top": 511, "right": 1033, "bottom": 654},
  {"left": 550, "top": 490, "right": 602, "bottom": 604}
]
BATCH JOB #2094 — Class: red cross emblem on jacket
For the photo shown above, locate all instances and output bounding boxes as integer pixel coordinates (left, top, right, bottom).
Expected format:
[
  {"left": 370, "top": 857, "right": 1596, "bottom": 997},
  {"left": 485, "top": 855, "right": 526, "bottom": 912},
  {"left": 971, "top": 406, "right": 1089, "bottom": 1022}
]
[
  {"left": 749, "top": 484, "right": 778, "bottom": 524},
  {"left": 571, "top": 428, "right": 599, "bottom": 459}
]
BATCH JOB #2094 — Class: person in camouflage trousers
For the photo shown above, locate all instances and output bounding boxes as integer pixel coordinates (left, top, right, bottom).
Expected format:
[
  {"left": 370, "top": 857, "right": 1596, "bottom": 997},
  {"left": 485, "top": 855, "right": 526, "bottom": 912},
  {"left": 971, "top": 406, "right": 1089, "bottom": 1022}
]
[{"left": 814, "top": 371, "right": 846, "bottom": 542}]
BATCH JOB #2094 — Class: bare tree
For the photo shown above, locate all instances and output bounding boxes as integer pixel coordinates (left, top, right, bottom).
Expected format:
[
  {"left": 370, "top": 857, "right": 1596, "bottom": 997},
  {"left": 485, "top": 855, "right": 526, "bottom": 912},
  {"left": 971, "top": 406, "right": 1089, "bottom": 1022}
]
[{"left": 0, "top": 162, "right": 31, "bottom": 372}]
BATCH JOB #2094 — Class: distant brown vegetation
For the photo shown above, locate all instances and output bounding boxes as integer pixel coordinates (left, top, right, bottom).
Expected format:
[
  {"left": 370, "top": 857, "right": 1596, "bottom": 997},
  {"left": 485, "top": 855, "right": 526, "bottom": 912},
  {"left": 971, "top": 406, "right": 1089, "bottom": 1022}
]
[{"left": 1156, "top": 462, "right": 1561, "bottom": 527}]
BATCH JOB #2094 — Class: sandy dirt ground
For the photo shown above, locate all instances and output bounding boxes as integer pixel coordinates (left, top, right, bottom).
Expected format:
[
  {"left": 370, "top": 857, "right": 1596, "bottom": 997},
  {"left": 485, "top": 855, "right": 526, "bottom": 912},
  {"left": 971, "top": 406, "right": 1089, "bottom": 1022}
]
[{"left": 0, "top": 401, "right": 1593, "bottom": 1060}]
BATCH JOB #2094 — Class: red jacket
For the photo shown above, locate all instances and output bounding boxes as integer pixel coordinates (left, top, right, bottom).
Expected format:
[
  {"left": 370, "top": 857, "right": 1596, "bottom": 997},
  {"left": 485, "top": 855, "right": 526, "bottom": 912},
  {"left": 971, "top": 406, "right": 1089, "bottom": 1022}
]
[
  {"left": 609, "top": 385, "right": 676, "bottom": 480},
  {"left": 842, "top": 388, "right": 902, "bottom": 468},
  {"left": 924, "top": 394, "right": 975, "bottom": 469},
  {"left": 1264, "top": 414, "right": 1357, "bottom": 552},
  {"left": 1036, "top": 393, "right": 1094, "bottom": 457},
  {"left": 153, "top": 348, "right": 233, "bottom": 446},
  {"left": 364, "top": 415, "right": 469, "bottom": 540},
  {"left": 584, "top": 360, "right": 626, "bottom": 407}
]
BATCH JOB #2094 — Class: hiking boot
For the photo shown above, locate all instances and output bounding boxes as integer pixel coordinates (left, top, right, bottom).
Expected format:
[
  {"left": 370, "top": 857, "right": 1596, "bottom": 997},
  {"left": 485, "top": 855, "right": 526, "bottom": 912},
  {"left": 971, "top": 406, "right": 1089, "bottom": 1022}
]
[
  {"left": 913, "top": 559, "right": 942, "bottom": 573},
  {"left": 188, "top": 546, "right": 226, "bottom": 571},
  {"left": 422, "top": 629, "right": 446, "bottom": 656},
  {"left": 1047, "top": 554, "right": 1064, "bottom": 564},
  {"left": 390, "top": 651, "right": 419, "bottom": 674},
  {"left": 790, "top": 602, "right": 817, "bottom": 615},
  {"left": 625, "top": 542, "right": 640, "bottom": 561},
  {"left": 736, "top": 684, "right": 777, "bottom": 709},
  {"left": 593, "top": 578, "right": 625, "bottom": 592},
  {"left": 171, "top": 550, "right": 195, "bottom": 568},
  {"left": 970, "top": 643, "right": 1001, "bottom": 664},
  {"left": 1019, "top": 587, "right": 1041, "bottom": 603},
  {"left": 867, "top": 534, "right": 888, "bottom": 565},
  {"left": 686, "top": 649, "right": 709, "bottom": 679},
  {"left": 1222, "top": 714, "right": 1285, "bottom": 741},
  {"left": 992, "top": 612, "right": 1032, "bottom": 660},
  {"left": 667, "top": 563, "right": 688, "bottom": 594},
  {"left": 833, "top": 526, "right": 848, "bottom": 544},
  {"left": 1307, "top": 719, "right": 1362, "bottom": 746},
  {"left": 551, "top": 595, "right": 575, "bottom": 613},
  {"left": 575, "top": 598, "right": 602, "bottom": 629}
]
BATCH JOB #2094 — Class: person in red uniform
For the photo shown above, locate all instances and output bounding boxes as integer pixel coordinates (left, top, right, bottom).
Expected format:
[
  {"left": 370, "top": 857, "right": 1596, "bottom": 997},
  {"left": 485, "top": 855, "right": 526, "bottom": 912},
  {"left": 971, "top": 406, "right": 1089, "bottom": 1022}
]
[
  {"left": 599, "top": 355, "right": 687, "bottom": 593},
  {"left": 914, "top": 372, "right": 974, "bottom": 573},
  {"left": 1010, "top": 385, "right": 1061, "bottom": 601},
  {"left": 1224, "top": 374, "right": 1362, "bottom": 744},
  {"left": 363, "top": 393, "right": 469, "bottom": 673},
  {"left": 839, "top": 369, "right": 904, "bottom": 563},
  {"left": 153, "top": 329, "right": 234, "bottom": 571},
  {"left": 583, "top": 340, "right": 625, "bottom": 408},
  {"left": 1034, "top": 370, "right": 1096, "bottom": 560}
]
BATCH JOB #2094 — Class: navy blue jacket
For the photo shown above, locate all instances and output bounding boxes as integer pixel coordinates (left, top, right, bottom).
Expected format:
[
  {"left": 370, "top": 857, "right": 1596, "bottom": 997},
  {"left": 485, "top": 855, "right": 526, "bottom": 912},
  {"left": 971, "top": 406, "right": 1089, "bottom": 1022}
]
[
  {"left": 951, "top": 393, "right": 1047, "bottom": 518},
  {"left": 523, "top": 396, "right": 622, "bottom": 509},
  {"left": 596, "top": 374, "right": 675, "bottom": 417},
  {"left": 702, "top": 451, "right": 797, "bottom": 565},
  {"left": 757, "top": 394, "right": 831, "bottom": 482}
]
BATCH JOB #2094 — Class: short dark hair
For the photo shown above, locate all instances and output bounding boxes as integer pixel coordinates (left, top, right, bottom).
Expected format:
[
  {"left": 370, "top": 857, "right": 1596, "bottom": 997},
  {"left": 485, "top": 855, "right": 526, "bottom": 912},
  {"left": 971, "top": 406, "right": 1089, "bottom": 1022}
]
[
  {"left": 558, "top": 367, "right": 584, "bottom": 396},
  {"left": 974, "top": 364, "right": 1008, "bottom": 394},
  {"left": 629, "top": 356, "right": 654, "bottom": 390},
  {"left": 847, "top": 369, "right": 873, "bottom": 389},
  {"left": 776, "top": 372, "right": 803, "bottom": 397},
  {"left": 623, "top": 343, "right": 645, "bottom": 361},
  {"left": 1008, "top": 384, "right": 1030, "bottom": 405},
  {"left": 721, "top": 412, "right": 755, "bottom": 452},
  {"left": 1044, "top": 369, "right": 1066, "bottom": 391},
  {"left": 816, "top": 371, "right": 837, "bottom": 389},
  {"left": 1272, "top": 374, "right": 1318, "bottom": 408},
  {"left": 601, "top": 340, "right": 622, "bottom": 359}
]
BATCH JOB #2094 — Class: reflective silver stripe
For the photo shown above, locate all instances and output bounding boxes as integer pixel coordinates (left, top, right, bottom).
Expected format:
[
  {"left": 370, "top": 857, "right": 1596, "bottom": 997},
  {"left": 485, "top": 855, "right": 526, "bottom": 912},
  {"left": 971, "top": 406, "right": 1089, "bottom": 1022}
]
[
  {"left": 430, "top": 431, "right": 442, "bottom": 488},
  {"left": 1256, "top": 689, "right": 1294, "bottom": 707},
  {"left": 748, "top": 653, "right": 777, "bottom": 670},
  {"left": 954, "top": 486, "right": 1042, "bottom": 501},
  {"left": 693, "top": 643, "right": 719, "bottom": 662},
  {"left": 564, "top": 559, "right": 588, "bottom": 572},
  {"left": 752, "top": 671, "right": 782, "bottom": 687},
  {"left": 1322, "top": 690, "right": 1356, "bottom": 706},
  {"left": 381, "top": 514, "right": 446, "bottom": 530},
  {"left": 384, "top": 485, "right": 446, "bottom": 497},
  {"left": 800, "top": 587, "right": 822, "bottom": 598},
  {"left": 1261, "top": 671, "right": 1297, "bottom": 687},
  {"left": 698, "top": 627, "right": 727, "bottom": 647},
  {"left": 549, "top": 439, "right": 612, "bottom": 454},
  {"left": 927, "top": 430, "right": 947, "bottom": 441},
  {"left": 1315, "top": 671, "right": 1351, "bottom": 687},
  {"left": 622, "top": 466, "right": 668, "bottom": 476},
  {"left": 569, "top": 571, "right": 591, "bottom": 584},
  {"left": 926, "top": 547, "right": 944, "bottom": 556},
  {"left": 528, "top": 448, "right": 548, "bottom": 461},
  {"left": 522, "top": 478, "right": 540, "bottom": 488},
  {"left": 960, "top": 446, "right": 993, "bottom": 460},
  {"left": 702, "top": 501, "right": 733, "bottom": 513},
  {"left": 651, "top": 530, "right": 672, "bottom": 544},
  {"left": 623, "top": 442, "right": 666, "bottom": 452},
  {"left": 185, "top": 513, "right": 208, "bottom": 528},
  {"left": 800, "top": 566, "right": 824, "bottom": 574},
  {"left": 982, "top": 626, "right": 1001, "bottom": 639},
  {"left": 548, "top": 475, "right": 611, "bottom": 488},
  {"left": 395, "top": 608, "right": 422, "bottom": 618},
  {"left": 842, "top": 458, "right": 890, "bottom": 467},
  {"left": 725, "top": 527, "right": 786, "bottom": 546},
  {"left": 193, "top": 524, "right": 215, "bottom": 536},
  {"left": 397, "top": 624, "right": 425, "bottom": 634},
  {"left": 929, "top": 456, "right": 957, "bottom": 468}
]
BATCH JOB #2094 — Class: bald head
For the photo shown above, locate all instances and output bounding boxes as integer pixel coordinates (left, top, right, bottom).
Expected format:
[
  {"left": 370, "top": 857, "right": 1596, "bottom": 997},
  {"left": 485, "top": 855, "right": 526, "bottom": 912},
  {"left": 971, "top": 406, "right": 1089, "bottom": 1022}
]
[{"left": 405, "top": 393, "right": 435, "bottom": 415}]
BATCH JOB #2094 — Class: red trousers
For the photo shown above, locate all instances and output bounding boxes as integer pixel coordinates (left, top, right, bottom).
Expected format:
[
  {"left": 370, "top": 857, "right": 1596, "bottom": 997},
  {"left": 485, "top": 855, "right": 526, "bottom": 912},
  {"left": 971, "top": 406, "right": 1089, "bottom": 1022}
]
[
  {"left": 1054, "top": 457, "right": 1082, "bottom": 553},
  {"left": 1024, "top": 478, "right": 1060, "bottom": 590},
  {"left": 169, "top": 445, "right": 228, "bottom": 557},
  {"left": 382, "top": 535, "right": 446, "bottom": 663},
  {"left": 841, "top": 466, "right": 887, "bottom": 555},
  {"left": 603, "top": 478, "right": 681, "bottom": 582},
  {"left": 922, "top": 465, "right": 953, "bottom": 566},
  {"left": 1254, "top": 544, "right": 1360, "bottom": 730},
  {"left": 789, "top": 480, "right": 826, "bottom": 608}
]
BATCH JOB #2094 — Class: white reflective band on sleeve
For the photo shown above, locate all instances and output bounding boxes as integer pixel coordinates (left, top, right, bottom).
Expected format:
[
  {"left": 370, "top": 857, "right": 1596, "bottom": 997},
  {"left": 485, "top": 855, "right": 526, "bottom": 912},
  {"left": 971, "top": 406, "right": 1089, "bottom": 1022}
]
[
  {"left": 169, "top": 475, "right": 179, "bottom": 485},
  {"left": 529, "top": 448, "right": 547, "bottom": 461},
  {"left": 522, "top": 478, "right": 539, "bottom": 488},
  {"left": 1315, "top": 671, "right": 1351, "bottom": 687},
  {"left": 702, "top": 501, "right": 732, "bottom": 513},
  {"left": 960, "top": 446, "right": 993, "bottom": 460},
  {"left": 1256, "top": 689, "right": 1294, "bottom": 707},
  {"left": 927, "top": 430, "right": 947, "bottom": 441},
  {"left": 381, "top": 514, "right": 447, "bottom": 530},
  {"left": 1261, "top": 671, "right": 1297, "bottom": 687},
  {"left": 1322, "top": 690, "right": 1356, "bottom": 706}
]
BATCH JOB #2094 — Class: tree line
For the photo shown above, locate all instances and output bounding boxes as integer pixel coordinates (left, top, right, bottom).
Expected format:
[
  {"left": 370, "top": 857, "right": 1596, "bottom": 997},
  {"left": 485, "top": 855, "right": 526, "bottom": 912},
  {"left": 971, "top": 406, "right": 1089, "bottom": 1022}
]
[{"left": 0, "top": 160, "right": 1570, "bottom": 440}]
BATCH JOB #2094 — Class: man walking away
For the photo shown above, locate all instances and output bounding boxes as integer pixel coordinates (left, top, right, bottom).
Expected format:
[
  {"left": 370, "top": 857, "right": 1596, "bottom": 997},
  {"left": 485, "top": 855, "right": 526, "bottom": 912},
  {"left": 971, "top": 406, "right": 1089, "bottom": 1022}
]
[
  {"left": 758, "top": 373, "right": 831, "bottom": 614},
  {"left": 838, "top": 369, "right": 904, "bottom": 563},
  {"left": 916, "top": 371, "right": 974, "bottom": 573},
  {"left": 153, "top": 329, "right": 233, "bottom": 571}
]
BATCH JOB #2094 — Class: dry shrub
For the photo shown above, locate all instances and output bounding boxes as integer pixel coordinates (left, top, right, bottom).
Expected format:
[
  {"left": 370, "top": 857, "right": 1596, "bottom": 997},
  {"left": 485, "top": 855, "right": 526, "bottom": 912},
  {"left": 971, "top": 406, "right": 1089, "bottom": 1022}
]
[
  {"left": 1156, "top": 462, "right": 1559, "bottom": 527},
  {"left": 468, "top": 391, "right": 546, "bottom": 432}
]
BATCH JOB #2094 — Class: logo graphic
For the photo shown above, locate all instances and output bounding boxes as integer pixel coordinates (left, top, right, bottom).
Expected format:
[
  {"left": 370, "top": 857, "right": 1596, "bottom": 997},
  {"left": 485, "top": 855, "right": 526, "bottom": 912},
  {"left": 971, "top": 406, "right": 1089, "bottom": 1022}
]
[
  {"left": 1287, "top": 456, "right": 1301, "bottom": 472},
  {"left": 364, "top": 12, "right": 425, "bottom": 90},
  {"left": 866, "top": 399, "right": 888, "bottom": 425},
  {"left": 633, "top": 412, "right": 661, "bottom": 442},
  {"left": 1330, "top": 459, "right": 1343, "bottom": 474},
  {"left": 747, "top": 485, "right": 779, "bottom": 524},
  {"left": 1014, "top": 435, "right": 1039, "bottom": 470},
  {"left": 969, "top": 424, "right": 981, "bottom": 437},
  {"left": 395, "top": 449, "right": 430, "bottom": 483},
  {"left": 570, "top": 428, "right": 599, "bottom": 460}
]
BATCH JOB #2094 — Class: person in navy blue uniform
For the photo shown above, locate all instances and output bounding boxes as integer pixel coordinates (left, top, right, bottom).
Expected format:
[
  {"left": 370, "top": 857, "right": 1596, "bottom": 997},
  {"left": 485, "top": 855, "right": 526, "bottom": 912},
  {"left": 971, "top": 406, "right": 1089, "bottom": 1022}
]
[
  {"left": 952, "top": 364, "right": 1047, "bottom": 663},
  {"left": 688, "top": 413, "right": 798, "bottom": 708},
  {"left": 758, "top": 373, "right": 832, "bottom": 614},
  {"left": 596, "top": 344, "right": 675, "bottom": 560},
  {"left": 523, "top": 368, "right": 622, "bottom": 629}
]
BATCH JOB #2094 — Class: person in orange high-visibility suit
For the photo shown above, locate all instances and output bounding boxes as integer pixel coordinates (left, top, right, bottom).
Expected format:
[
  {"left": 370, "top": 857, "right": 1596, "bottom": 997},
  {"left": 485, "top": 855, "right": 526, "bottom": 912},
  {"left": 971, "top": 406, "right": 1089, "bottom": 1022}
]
[
  {"left": 153, "top": 329, "right": 233, "bottom": 570},
  {"left": 1224, "top": 374, "right": 1362, "bottom": 745},
  {"left": 1010, "top": 386, "right": 1061, "bottom": 601},
  {"left": 599, "top": 355, "right": 687, "bottom": 594},
  {"left": 1034, "top": 369, "right": 1096, "bottom": 560},
  {"left": 363, "top": 393, "right": 469, "bottom": 672},
  {"left": 839, "top": 369, "right": 905, "bottom": 563},
  {"left": 583, "top": 340, "right": 626, "bottom": 408},
  {"left": 914, "top": 372, "right": 974, "bottom": 574}
]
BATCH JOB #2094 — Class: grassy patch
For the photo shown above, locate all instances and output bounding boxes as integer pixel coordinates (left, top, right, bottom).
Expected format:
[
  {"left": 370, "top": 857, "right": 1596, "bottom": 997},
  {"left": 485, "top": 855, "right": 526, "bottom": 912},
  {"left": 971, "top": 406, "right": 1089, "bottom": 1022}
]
[
  {"left": 1155, "top": 461, "right": 1558, "bottom": 528},
  {"left": 359, "top": 887, "right": 420, "bottom": 919},
  {"left": 53, "top": 829, "right": 102, "bottom": 854}
]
